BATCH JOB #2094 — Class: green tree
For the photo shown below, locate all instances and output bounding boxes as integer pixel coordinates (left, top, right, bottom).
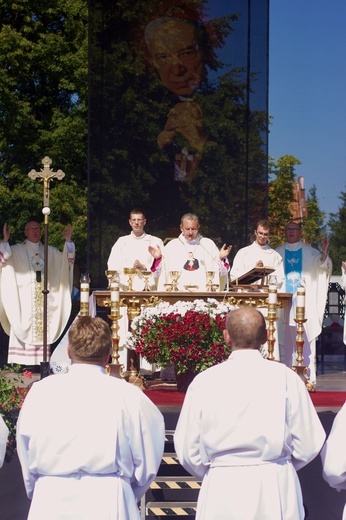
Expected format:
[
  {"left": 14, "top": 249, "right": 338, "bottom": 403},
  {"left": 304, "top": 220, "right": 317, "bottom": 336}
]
[
  {"left": 328, "top": 189, "right": 346, "bottom": 275},
  {"left": 302, "top": 185, "right": 326, "bottom": 249},
  {"left": 0, "top": 0, "right": 88, "bottom": 264},
  {"left": 268, "top": 155, "right": 300, "bottom": 248}
]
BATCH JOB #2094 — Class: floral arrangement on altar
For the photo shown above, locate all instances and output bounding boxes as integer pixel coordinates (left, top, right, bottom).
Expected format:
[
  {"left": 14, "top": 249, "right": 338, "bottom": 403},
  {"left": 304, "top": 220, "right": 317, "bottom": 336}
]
[
  {"left": 0, "top": 365, "right": 32, "bottom": 462},
  {"left": 126, "top": 298, "right": 237, "bottom": 375}
]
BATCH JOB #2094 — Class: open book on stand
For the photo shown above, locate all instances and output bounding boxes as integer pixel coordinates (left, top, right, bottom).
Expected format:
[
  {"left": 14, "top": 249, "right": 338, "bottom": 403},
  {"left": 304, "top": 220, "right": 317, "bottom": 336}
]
[{"left": 230, "top": 266, "right": 275, "bottom": 286}]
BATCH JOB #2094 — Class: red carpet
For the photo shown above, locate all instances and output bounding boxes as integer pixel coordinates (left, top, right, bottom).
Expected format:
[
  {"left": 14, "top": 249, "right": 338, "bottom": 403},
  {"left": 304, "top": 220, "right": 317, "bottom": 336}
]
[
  {"left": 144, "top": 389, "right": 346, "bottom": 408},
  {"left": 310, "top": 391, "right": 346, "bottom": 407}
]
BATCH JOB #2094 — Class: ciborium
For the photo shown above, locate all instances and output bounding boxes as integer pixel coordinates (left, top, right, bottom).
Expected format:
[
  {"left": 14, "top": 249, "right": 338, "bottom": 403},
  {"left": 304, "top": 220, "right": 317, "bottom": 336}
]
[
  {"left": 169, "top": 271, "right": 181, "bottom": 291},
  {"left": 123, "top": 267, "right": 137, "bottom": 291}
]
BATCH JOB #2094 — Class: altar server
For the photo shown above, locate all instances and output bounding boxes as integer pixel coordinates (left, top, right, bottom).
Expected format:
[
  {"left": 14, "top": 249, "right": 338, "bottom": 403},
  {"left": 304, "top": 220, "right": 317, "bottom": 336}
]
[
  {"left": 17, "top": 316, "right": 165, "bottom": 520},
  {"left": 174, "top": 307, "right": 325, "bottom": 520}
]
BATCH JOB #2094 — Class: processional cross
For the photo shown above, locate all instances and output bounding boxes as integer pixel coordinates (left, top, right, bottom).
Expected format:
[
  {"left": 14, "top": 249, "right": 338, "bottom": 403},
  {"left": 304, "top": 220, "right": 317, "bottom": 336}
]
[{"left": 28, "top": 156, "right": 65, "bottom": 378}]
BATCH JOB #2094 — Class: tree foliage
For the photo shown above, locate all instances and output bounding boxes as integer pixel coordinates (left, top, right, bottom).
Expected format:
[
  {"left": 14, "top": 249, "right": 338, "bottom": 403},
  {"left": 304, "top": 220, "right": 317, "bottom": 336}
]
[
  {"left": 0, "top": 0, "right": 88, "bottom": 265},
  {"left": 302, "top": 185, "right": 326, "bottom": 249},
  {"left": 268, "top": 155, "right": 300, "bottom": 248},
  {"left": 328, "top": 189, "right": 346, "bottom": 275}
]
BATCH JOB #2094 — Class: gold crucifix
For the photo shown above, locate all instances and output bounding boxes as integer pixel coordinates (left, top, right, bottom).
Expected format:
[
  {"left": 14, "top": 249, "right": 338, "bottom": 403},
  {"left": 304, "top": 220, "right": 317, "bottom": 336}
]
[{"left": 28, "top": 156, "right": 65, "bottom": 217}]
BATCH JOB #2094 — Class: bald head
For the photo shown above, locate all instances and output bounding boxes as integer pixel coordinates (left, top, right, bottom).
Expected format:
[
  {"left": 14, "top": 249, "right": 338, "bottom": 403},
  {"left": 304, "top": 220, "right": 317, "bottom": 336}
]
[{"left": 224, "top": 307, "right": 267, "bottom": 350}]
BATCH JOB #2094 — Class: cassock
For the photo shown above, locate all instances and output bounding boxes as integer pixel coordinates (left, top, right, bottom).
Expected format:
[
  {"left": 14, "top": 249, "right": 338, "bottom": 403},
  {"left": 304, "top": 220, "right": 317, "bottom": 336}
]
[
  {"left": 174, "top": 350, "right": 325, "bottom": 520},
  {"left": 159, "top": 233, "right": 228, "bottom": 291},
  {"left": 0, "top": 414, "right": 9, "bottom": 468},
  {"left": 107, "top": 232, "right": 163, "bottom": 291},
  {"left": 16, "top": 364, "right": 165, "bottom": 520},
  {"left": 321, "top": 401, "right": 346, "bottom": 520},
  {"left": 0, "top": 240, "right": 75, "bottom": 365},
  {"left": 230, "top": 241, "right": 284, "bottom": 284},
  {"left": 276, "top": 241, "right": 332, "bottom": 384}
]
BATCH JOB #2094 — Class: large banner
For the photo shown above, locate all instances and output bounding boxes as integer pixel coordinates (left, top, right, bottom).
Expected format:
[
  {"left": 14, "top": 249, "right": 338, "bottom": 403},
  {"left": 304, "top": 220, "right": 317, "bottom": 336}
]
[{"left": 88, "top": 0, "right": 269, "bottom": 287}]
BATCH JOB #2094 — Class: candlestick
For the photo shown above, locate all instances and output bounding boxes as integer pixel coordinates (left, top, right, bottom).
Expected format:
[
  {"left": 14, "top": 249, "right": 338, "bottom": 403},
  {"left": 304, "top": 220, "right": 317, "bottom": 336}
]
[
  {"left": 296, "top": 286, "right": 305, "bottom": 309},
  {"left": 110, "top": 273, "right": 120, "bottom": 315},
  {"left": 268, "top": 284, "right": 277, "bottom": 305},
  {"left": 79, "top": 273, "right": 90, "bottom": 316}
]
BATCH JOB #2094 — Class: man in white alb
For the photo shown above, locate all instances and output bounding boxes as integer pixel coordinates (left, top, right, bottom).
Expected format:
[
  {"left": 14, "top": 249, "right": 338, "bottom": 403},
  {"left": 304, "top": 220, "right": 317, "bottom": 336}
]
[
  {"left": 158, "top": 213, "right": 231, "bottom": 291},
  {"left": 276, "top": 221, "right": 332, "bottom": 386},
  {"left": 230, "top": 219, "right": 284, "bottom": 360},
  {"left": 107, "top": 208, "right": 163, "bottom": 291},
  {"left": 0, "top": 221, "right": 75, "bottom": 367},
  {"left": 16, "top": 316, "right": 165, "bottom": 520},
  {"left": 230, "top": 219, "right": 284, "bottom": 284},
  {"left": 174, "top": 307, "right": 325, "bottom": 520}
]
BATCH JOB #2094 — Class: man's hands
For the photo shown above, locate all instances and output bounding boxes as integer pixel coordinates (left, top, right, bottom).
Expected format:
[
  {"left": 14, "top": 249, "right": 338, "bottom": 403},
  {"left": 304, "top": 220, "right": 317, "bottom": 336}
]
[
  {"left": 133, "top": 246, "right": 162, "bottom": 271},
  {"left": 219, "top": 243, "right": 232, "bottom": 260}
]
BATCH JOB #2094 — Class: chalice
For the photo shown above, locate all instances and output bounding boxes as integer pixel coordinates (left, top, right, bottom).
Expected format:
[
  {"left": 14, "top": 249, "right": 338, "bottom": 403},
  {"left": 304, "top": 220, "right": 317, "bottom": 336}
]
[
  {"left": 141, "top": 270, "right": 152, "bottom": 291},
  {"left": 105, "top": 270, "right": 119, "bottom": 289},
  {"left": 206, "top": 271, "right": 215, "bottom": 291},
  {"left": 123, "top": 267, "right": 137, "bottom": 291},
  {"left": 169, "top": 271, "right": 181, "bottom": 291}
]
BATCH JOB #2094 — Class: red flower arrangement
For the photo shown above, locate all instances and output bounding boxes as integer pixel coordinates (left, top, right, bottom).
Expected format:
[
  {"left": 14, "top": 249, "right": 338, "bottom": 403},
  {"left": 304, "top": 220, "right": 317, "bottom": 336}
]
[{"left": 128, "top": 299, "right": 236, "bottom": 375}]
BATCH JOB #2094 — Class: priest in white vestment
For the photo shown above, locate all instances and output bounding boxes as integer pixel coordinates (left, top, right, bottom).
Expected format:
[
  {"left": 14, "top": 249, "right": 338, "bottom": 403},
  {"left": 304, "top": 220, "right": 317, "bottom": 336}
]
[
  {"left": 174, "top": 307, "right": 325, "bottom": 520},
  {"left": 230, "top": 219, "right": 284, "bottom": 360},
  {"left": 107, "top": 208, "right": 163, "bottom": 291},
  {"left": 107, "top": 209, "right": 163, "bottom": 370},
  {"left": 0, "top": 414, "right": 9, "bottom": 468},
  {"left": 16, "top": 316, "right": 165, "bottom": 520},
  {"left": 230, "top": 219, "right": 284, "bottom": 285},
  {"left": 0, "top": 221, "right": 75, "bottom": 366},
  {"left": 321, "top": 401, "right": 346, "bottom": 520},
  {"left": 276, "top": 221, "right": 332, "bottom": 386},
  {"left": 158, "top": 213, "right": 231, "bottom": 291}
]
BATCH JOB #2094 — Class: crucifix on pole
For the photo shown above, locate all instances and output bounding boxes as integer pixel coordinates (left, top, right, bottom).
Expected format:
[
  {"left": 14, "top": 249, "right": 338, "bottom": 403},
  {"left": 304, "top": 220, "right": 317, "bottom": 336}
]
[{"left": 28, "top": 156, "right": 65, "bottom": 379}]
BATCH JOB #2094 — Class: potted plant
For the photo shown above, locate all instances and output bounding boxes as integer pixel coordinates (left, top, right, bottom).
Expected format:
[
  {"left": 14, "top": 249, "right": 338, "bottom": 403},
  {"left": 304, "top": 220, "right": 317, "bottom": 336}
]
[{"left": 127, "top": 299, "right": 236, "bottom": 391}]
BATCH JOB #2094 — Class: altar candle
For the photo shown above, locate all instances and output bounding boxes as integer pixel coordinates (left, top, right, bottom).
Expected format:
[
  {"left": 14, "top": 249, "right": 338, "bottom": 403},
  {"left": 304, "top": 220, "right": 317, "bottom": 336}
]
[
  {"left": 296, "top": 287, "right": 305, "bottom": 308},
  {"left": 111, "top": 279, "right": 120, "bottom": 303},
  {"left": 268, "top": 284, "right": 277, "bottom": 305},
  {"left": 80, "top": 283, "right": 89, "bottom": 303}
]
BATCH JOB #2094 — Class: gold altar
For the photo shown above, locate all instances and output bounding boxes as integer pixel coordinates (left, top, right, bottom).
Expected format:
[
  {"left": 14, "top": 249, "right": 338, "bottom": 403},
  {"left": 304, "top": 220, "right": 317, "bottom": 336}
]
[{"left": 93, "top": 289, "right": 292, "bottom": 311}]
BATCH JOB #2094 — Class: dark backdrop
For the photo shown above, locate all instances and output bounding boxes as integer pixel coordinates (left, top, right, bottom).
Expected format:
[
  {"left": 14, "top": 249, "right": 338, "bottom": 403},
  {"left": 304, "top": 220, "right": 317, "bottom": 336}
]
[{"left": 87, "top": 0, "right": 270, "bottom": 288}]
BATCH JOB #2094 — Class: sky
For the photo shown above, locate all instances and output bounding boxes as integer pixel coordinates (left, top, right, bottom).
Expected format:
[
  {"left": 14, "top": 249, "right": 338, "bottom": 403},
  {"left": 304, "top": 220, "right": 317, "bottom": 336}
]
[{"left": 269, "top": 0, "right": 346, "bottom": 223}]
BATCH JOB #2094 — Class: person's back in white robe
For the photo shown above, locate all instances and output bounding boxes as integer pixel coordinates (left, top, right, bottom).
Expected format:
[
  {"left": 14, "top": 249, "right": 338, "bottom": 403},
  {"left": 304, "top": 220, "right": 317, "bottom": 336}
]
[
  {"left": 174, "top": 350, "right": 325, "bottom": 520},
  {"left": 17, "top": 364, "right": 165, "bottom": 519}
]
